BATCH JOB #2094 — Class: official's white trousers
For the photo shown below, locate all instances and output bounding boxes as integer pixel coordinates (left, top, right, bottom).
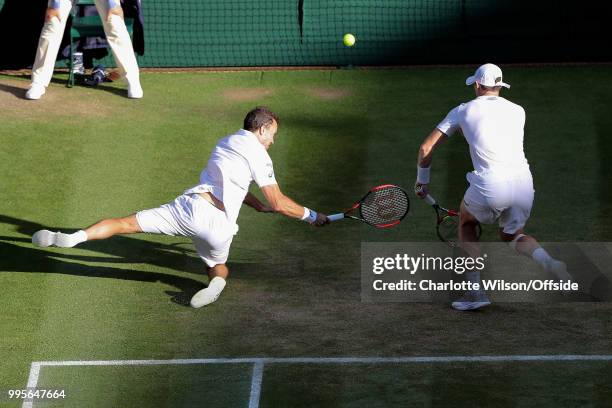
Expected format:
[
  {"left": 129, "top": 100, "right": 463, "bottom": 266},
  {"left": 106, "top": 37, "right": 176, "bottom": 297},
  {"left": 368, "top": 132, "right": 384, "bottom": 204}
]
[{"left": 32, "top": 0, "right": 140, "bottom": 87}]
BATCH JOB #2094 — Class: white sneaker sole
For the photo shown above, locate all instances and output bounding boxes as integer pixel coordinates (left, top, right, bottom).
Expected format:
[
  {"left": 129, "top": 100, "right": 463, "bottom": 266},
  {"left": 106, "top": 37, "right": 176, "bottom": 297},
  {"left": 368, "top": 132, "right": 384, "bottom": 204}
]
[
  {"left": 32, "top": 230, "right": 57, "bottom": 247},
  {"left": 190, "top": 288, "right": 220, "bottom": 308},
  {"left": 25, "top": 87, "right": 45, "bottom": 100},
  {"left": 127, "top": 86, "right": 143, "bottom": 99},
  {"left": 451, "top": 300, "right": 491, "bottom": 311}
]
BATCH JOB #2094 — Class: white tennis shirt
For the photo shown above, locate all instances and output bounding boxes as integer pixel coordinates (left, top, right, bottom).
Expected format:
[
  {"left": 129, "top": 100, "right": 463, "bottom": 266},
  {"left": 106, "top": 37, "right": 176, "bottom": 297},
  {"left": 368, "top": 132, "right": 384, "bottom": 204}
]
[
  {"left": 437, "top": 96, "right": 530, "bottom": 182},
  {"left": 184, "top": 129, "right": 277, "bottom": 225}
]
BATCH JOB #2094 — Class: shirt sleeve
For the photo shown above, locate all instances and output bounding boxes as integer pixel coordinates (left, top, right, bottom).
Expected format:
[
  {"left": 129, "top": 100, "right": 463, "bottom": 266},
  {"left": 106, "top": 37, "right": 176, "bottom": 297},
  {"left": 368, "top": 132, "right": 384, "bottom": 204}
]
[
  {"left": 108, "top": 0, "right": 121, "bottom": 8},
  {"left": 49, "top": 0, "right": 61, "bottom": 9},
  {"left": 249, "top": 149, "right": 277, "bottom": 188},
  {"left": 436, "top": 106, "right": 461, "bottom": 137}
]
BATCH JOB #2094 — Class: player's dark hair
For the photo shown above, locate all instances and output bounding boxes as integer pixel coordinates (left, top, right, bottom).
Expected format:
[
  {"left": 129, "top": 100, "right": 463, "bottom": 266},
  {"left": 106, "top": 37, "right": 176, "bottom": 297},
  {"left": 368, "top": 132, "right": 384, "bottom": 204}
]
[
  {"left": 243, "top": 107, "right": 279, "bottom": 132},
  {"left": 480, "top": 84, "right": 502, "bottom": 92}
]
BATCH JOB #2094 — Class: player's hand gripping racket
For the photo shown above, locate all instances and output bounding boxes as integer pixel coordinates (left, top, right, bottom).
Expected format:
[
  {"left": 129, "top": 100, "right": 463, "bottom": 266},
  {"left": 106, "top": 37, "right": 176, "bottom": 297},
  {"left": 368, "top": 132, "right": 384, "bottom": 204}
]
[
  {"left": 328, "top": 184, "right": 410, "bottom": 228},
  {"left": 420, "top": 193, "right": 481, "bottom": 246}
]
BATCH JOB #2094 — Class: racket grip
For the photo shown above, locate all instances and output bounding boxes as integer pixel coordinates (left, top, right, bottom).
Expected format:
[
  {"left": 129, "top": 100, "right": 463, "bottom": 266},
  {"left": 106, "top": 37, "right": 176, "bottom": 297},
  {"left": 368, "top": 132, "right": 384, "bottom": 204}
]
[
  {"left": 327, "top": 213, "right": 345, "bottom": 222},
  {"left": 423, "top": 195, "right": 436, "bottom": 206}
]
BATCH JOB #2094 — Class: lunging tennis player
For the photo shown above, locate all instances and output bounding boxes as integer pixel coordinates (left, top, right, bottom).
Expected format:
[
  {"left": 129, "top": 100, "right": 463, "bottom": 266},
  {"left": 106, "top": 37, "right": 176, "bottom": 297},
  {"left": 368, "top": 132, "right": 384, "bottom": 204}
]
[
  {"left": 415, "top": 64, "right": 569, "bottom": 311},
  {"left": 32, "top": 107, "right": 329, "bottom": 307}
]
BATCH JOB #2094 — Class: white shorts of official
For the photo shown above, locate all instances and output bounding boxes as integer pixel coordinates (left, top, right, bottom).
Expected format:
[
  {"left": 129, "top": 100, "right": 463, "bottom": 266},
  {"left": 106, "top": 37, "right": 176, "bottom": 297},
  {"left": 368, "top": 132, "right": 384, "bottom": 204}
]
[
  {"left": 136, "top": 194, "right": 237, "bottom": 267},
  {"left": 463, "top": 172, "right": 534, "bottom": 235}
]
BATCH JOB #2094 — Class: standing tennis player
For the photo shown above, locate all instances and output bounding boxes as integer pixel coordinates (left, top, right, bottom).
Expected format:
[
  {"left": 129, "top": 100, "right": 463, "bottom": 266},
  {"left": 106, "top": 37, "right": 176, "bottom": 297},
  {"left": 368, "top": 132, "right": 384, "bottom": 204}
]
[
  {"left": 32, "top": 107, "right": 329, "bottom": 307},
  {"left": 415, "top": 63, "right": 569, "bottom": 311}
]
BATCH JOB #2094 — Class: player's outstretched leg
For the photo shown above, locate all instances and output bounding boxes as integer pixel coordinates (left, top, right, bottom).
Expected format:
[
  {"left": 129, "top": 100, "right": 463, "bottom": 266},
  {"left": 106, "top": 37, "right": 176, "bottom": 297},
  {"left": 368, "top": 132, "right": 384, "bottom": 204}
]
[
  {"left": 452, "top": 202, "right": 491, "bottom": 311},
  {"left": 502, "top": 230, "right": 570, "bottom": 281},
  {"left": 32, "top": 214, "right": 141, "bottom": 248},
  {"left": 190, "top": 264, "right": 228, "bottom": 308}
]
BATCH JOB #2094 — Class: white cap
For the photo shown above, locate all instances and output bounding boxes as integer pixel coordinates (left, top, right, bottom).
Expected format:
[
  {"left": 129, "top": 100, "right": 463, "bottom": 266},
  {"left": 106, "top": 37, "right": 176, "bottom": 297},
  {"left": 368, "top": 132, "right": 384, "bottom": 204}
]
[{"left": 465, "top": 63, "right": 510, "bottom": 89}]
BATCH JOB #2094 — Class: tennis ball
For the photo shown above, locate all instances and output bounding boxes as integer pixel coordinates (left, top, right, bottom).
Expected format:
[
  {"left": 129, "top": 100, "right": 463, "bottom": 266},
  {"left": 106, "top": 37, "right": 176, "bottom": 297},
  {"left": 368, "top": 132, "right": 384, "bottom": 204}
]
[{"left": 343, "top": 33, "right": 356, "bottom": 47}]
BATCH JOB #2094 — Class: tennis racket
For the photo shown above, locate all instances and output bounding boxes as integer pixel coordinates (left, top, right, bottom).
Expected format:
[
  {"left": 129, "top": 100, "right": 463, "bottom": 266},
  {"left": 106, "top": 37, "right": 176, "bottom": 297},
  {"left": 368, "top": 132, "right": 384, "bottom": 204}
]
[
  {"left": 422, "top": 194, "right": 481, "bottom": 246},
  {"left": 328, "top": 184, "right": 410, "bottom": 228}
]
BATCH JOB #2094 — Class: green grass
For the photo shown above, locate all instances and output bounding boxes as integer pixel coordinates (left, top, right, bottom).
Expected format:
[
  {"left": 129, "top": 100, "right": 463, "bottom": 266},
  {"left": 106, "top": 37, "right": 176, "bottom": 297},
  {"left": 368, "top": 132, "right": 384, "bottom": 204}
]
[
  {"left": 1, "top": 66, "right": 612, "bottom": 407},
  {"left": 37, "top": 364, "right": 254, "bottom": 407},
  {"left": 261, "top": 362, "right": 612, "bottom": 407}
]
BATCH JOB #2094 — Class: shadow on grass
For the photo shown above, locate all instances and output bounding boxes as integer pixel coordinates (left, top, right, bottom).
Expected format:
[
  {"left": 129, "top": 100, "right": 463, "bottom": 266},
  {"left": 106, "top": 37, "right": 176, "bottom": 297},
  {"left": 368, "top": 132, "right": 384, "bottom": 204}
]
[
  {"left": 0, "top": 214, "right": 260, "bottom": 306},
  {"left": 0, "top": 71, "right": 129, "bottom": 99},
  {"left": 0, "top": 81, "right": 27, "bottom": 98}
]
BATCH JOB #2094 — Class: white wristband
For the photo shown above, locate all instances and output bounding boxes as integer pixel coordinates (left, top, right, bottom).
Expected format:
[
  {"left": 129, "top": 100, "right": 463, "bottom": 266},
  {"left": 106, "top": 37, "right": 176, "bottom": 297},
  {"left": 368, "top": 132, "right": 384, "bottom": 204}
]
[
  {"left": 416, "top": 165, "right": 431, "bottom": 184},
  {"left": 301, "top": 207, "right": 318, "bottom": 223}
]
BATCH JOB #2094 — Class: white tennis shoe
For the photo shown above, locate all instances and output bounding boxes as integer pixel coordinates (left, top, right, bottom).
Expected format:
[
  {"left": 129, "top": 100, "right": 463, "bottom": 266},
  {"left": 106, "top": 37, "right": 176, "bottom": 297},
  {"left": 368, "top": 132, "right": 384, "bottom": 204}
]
[
  {"left": 32, "top": 230, "right": 80, "bottom": 248},
  {"left": 452, "top": 290, "right": 491, "bottom": 311},
  {"left": 25, "top": 84, "right": 46, "bottom": 100},
  {"left": 32, "top": 230, "right": 56, "bottom": 247},
  {"left": 127, "top": 82, "right": 143, "bottom": 99},
  {"left": 190, "top": 277, "right": 227, "bottom": 308},
  {"left": 190, "top": 288, "right": 220, "bottom": 308}
]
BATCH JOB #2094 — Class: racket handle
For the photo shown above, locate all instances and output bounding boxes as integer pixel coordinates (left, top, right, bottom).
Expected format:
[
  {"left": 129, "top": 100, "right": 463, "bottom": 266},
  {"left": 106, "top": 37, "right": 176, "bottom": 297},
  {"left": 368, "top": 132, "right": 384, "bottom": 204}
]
[
  {"left": 423, "top": 195, "right": 437, "bottom": 206},
  {"left": 327, "top": 213, "right": 345, "bottom": 222}
]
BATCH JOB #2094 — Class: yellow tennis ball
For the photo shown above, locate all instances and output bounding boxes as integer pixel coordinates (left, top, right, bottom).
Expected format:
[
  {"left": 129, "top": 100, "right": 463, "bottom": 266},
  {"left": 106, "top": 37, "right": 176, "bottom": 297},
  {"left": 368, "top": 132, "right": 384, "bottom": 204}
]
[{"left": 343, "top": 33, "right": 356, "bottom": 47}]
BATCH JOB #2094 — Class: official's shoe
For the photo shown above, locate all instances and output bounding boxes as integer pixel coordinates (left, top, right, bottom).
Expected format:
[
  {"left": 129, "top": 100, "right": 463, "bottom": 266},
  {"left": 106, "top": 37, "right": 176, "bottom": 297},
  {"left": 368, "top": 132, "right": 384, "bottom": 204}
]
[
  {"left": 127, "top": 82, "right": 143, "bottom": 99},
  {"left": 32, "top": 230, "right": 57, "bottom": 247},
  {"left": 25, "top": 84, "right": 46, "bottom": 100},
  {"left": 452, "top": 290, "right": 491, "bottom": 311}
]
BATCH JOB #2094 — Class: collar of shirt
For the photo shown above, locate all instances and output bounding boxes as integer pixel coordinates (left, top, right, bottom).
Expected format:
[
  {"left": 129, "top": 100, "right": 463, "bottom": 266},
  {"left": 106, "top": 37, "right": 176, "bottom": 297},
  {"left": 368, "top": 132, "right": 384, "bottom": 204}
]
[{"left": 236, "top": 129, "right": 257, "bottom": 138}]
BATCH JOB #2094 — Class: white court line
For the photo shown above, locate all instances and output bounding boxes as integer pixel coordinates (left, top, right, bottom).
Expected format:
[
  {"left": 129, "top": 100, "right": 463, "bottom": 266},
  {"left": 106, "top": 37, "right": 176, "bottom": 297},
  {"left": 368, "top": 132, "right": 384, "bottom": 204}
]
[
  {"left": 248, "top": 362, "right": 265, "bottom": 408},
  {"left": 23, "top": 355, "right": 612, "bottom": 408},
  {"left": 22, "top": 362, "right": 41, "bottom": 408},
  {"left": 29, "top": 354, "right": 612, "bottom": 367}
]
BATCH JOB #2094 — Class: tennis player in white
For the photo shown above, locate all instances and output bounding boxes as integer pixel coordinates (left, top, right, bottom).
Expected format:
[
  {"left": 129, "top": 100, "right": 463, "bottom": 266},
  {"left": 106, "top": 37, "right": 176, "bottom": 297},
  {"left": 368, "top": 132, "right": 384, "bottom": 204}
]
[
  {"left": 32, "top": 107, "right": 329, "bottom": 307},
  {"left": 415, "top": 63, "right": 569, "bottom": 311}
]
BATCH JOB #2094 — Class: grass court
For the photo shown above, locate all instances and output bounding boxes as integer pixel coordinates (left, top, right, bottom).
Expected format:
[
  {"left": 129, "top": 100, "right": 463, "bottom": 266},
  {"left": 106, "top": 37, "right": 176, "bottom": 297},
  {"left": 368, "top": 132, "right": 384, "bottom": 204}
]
[{"left": 1, "top": 65, "right": 611, "bottom": 406}]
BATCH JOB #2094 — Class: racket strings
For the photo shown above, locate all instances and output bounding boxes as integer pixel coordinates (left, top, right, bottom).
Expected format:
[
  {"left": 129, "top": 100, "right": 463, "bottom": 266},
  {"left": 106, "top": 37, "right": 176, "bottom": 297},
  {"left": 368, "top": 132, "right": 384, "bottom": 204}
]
[
  {"left": 438, "top": 215, "right": 458, "bottom": 242},
  {"left": 360, "top": 186, "right": 409, "bottom": 226}
]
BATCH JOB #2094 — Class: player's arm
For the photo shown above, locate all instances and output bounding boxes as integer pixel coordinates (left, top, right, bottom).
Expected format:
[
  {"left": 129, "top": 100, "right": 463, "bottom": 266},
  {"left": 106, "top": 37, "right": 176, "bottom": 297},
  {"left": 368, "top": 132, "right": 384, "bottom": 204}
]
[
  {"left": 418, "top": 128, "right": 448, "bottom": 167},
  {"left": 259, "top": 184, "right": 328, "bottom": 226},
  {"left": 243, "top": 192, "right": 274, "bottom": 213},
  {"left": 415, "top": 128, "right": 448, "bottom": 197}
]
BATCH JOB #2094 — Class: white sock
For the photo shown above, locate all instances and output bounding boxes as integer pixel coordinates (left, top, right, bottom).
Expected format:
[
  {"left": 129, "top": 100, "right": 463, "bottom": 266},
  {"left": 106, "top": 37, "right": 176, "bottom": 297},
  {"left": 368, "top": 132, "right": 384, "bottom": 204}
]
[
  {"left": 532, "top": 247, "right": 553, "bottom": 268},
  {"left": 74, "top": 230, "right": 88, "bottom": 244}
]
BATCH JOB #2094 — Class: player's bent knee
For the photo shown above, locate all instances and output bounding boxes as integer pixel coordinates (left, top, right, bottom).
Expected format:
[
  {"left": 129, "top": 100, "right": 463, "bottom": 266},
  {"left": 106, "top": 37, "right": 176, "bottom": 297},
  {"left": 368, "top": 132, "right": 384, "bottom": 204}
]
[{"left": 117, "top": 215, "right": 142, "bottom": 234}]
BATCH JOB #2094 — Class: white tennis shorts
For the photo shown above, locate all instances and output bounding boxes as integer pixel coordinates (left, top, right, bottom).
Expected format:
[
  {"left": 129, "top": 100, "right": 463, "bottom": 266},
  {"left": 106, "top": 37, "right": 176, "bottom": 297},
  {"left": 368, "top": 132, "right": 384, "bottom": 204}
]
[
  {"left": 463, "top": 171, "right": 534, "bottom": 234},
  {"left": 136, "top": 194, "right": 237, "bottom": 267}
]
